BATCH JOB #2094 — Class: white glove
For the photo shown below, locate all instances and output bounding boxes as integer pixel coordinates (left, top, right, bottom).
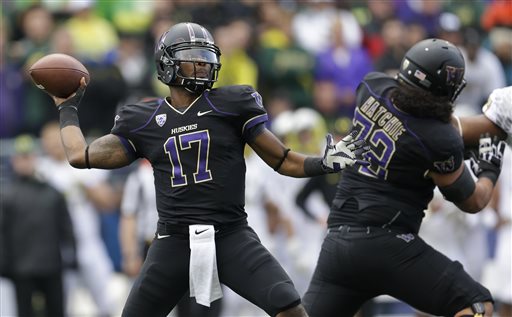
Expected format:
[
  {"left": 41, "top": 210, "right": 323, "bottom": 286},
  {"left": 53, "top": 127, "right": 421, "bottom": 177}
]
[
  {"left": 321, "top": 130, "right": 370, "bottom": 172},
  {"left": 469, "top": 134, "right": 506, "bottom": 185}
]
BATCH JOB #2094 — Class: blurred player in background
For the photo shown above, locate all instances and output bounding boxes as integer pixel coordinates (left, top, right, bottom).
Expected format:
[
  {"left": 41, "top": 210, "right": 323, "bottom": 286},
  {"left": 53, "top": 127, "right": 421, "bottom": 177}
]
[
  {"left": 38, "top": 121, "right": 119, "bottom": 316},
  {"left": 1, "top": 134, "right": 76, "bottom": 317},
  {"left": 303, "top": 39, "right": 506, "bottom": 317},
  {"left": 46, "top": 22, "right": 368, "bottom": 317},
  {"left": 119, "top": 159, "right": 157, "bottom": 279}
]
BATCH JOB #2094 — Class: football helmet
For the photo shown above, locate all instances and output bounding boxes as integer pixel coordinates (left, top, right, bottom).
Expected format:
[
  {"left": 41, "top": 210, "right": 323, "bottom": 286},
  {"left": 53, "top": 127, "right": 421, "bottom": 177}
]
[
  {"left": 155, "top": 22, "right": 221, "bottom": 93},
  {"left": 398, "top": 38, "right": 466, "bottom": 102}
]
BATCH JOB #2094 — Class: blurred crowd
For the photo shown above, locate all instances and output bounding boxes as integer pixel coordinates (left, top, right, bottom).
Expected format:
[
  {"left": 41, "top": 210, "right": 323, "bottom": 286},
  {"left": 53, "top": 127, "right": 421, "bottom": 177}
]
[{"left": 0, "top": 0, "right": 511, "bottom": 316}]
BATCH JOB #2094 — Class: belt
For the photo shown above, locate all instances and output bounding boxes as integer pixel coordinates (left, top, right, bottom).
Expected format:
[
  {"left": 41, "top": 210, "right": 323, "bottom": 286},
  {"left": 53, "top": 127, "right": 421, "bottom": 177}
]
[
  {"left": 327, "top": 225, "right": 408, "bottom": 234},
  {"left": 157, "top": 219, "right": 247, "bottom": 237}
]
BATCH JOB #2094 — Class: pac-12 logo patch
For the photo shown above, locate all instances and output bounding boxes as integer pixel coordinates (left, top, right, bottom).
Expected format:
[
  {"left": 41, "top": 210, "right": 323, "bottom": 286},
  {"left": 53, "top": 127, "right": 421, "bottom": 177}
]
[{"left": 155, "top": 114, "right": 167, "bottom": 127}]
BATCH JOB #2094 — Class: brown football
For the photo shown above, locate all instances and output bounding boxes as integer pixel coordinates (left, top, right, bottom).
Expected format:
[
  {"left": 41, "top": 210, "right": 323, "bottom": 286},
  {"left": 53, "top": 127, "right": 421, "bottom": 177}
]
[{"left": 29, "top": 53, "right": 90, "bottom": 98}]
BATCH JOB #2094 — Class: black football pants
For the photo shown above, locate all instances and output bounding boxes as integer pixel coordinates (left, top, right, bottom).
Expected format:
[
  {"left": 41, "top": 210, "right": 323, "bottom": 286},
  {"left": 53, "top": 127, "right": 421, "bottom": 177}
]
[
  {"left": 122, "top": 225, "right": 300, "bottom": 317},
  {"left": 303, "top": 225, "right": 492, "bottom": 317}
]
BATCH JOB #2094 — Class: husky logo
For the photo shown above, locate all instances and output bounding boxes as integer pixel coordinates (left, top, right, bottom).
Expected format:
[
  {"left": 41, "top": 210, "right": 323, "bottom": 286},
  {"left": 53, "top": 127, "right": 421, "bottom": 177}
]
[
  {"left": 433, "top": 156, "right": 456, "bottom": 173},
  {"left": 251, "top": 91, "right": 263, "bottom": 108},
  {"left": 445, "top": 66, "right": 464, "bottom": 87},
  {"left": 155, "top": 114, "right": 167, "bottom": 127},
  {"left": 396, "top": 233, "right": 415, "bottom": 243}
]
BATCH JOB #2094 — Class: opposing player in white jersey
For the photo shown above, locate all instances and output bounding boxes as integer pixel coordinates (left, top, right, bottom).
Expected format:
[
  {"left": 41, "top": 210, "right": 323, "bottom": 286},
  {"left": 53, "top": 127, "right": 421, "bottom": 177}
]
[
  {"left": 38, "top": 122, "right": 118, "bottom": 316},
  {"left": 457, "top": 86, "right": 512, "bottom": 145}
]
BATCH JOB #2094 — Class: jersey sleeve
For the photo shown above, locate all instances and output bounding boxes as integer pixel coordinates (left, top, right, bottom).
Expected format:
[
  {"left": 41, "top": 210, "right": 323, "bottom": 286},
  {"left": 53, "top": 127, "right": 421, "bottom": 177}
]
[
  {"left": 207, "top": 85, "right": 268, "bottom": 137},
  {"left": 110, "top": 103, "right": 153, "bottom": 158},
  {"left": 483, "top": 86, "right": 512, "bottom": 135},
  {"left": 428, "top": 128, "right": 465, "bottom": 174},
  {"left": 111, "top": 104, "right": 139, "bottom": 138}
]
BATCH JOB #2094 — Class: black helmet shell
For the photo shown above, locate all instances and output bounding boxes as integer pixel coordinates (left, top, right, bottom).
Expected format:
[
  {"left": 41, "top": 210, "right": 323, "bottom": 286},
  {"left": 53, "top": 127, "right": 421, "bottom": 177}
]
[
  {"left": 398, "top": 38, "right": 466, "bottom": 102},
  {"left": 155, "top": 22, "right": 221, "bottom": 93}
]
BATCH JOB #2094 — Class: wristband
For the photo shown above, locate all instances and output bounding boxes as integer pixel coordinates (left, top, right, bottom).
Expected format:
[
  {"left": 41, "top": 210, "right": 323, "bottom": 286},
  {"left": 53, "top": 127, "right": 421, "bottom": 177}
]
[
  {"left": 59, "top": 106, "right": 80, "bottom": 128},
  {"left": 479, "top": 170, "right": 498, "bottom": 186},
  {"left": 304, "top": 157, "right": 330, "bottom": 176}
]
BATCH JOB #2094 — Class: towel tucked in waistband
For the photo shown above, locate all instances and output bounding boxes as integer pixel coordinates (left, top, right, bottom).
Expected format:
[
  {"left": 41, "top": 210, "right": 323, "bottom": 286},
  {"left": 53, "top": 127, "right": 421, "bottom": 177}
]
[{"left": 188, "top": 224, "right": 223, "bottom": 307}]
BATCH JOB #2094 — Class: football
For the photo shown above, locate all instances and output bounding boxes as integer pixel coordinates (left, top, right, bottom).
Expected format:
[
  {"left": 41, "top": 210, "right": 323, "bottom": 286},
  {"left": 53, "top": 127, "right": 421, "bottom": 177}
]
[{"left": 28, "top": 53, "right": 90, "bottom": 98}]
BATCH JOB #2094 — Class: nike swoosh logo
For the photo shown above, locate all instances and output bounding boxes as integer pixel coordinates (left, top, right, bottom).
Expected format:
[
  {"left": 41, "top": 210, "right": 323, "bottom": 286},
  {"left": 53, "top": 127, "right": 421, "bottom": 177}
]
[
  {"left": 197, "top": 110, "right": 213, "bottom": 117},
  {"left": 157, "top": 233, "right": 171, "bottom": 239},
  {"left": 195, "top": 228, "right": 209, "bottom": 235}
]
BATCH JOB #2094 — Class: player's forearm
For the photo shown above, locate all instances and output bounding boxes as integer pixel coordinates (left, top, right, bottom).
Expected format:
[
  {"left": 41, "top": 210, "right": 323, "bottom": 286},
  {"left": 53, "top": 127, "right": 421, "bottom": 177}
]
[
  {"left": 278, "top": 151, "right": 311, "bottom": 177},
  {"left": 60, "top": 125, "right": 89, "bottom": 168},
  {"left": 455, "top": 178, "right": 494, "bottom": 213},
  {"left": 455, "top": 115, "right": 506, "bottom": 147}
]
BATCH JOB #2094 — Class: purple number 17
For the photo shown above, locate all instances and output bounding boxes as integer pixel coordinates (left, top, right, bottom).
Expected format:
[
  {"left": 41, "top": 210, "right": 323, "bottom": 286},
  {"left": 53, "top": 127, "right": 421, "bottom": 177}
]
[{"left": 163, "top": 130, "right": 212, "bottom": 187}]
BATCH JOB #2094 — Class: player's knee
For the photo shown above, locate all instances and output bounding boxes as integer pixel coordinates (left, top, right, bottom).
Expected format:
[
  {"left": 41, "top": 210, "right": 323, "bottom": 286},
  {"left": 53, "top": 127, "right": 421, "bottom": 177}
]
[
  {"left": 455, "top": 301, "right": 493, "bottom": 317},
  {"left": 267, "top": 281, "right": 301, "bottom": 317}
]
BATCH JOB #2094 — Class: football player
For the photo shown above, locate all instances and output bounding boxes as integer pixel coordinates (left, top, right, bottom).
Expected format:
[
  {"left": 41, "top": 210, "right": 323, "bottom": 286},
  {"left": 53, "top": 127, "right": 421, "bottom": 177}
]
[
  {"left": 303, "top": 39, "right": 505, "bottom": 317},
  {"left": 48, "top": 22, "right": 368, "bottom": 317},
  {"left": 454, "top": 86, "right": 511, "bottom": 146}
]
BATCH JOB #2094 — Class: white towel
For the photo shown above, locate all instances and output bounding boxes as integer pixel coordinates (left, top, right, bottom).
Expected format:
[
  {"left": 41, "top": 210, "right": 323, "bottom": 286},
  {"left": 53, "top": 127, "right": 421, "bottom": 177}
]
[{"left": 188, "top": 224, "right": 223, "bottom": 307}]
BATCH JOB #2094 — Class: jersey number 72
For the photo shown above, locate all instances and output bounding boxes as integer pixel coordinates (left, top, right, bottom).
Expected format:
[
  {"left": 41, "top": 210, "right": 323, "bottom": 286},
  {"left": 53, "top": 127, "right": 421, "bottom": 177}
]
[{"left": 353, "top": 108, "right": 396, "bottom": 180}]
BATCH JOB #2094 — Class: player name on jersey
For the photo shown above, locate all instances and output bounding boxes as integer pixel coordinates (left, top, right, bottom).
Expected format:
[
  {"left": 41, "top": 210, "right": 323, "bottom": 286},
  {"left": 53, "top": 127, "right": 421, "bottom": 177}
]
[{"left": 359, "top": 96, "right": 405, "bottom": 141}]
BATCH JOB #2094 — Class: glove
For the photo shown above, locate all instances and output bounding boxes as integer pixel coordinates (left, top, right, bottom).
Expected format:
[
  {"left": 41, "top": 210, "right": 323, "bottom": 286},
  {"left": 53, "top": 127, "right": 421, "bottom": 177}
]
[
  {"left": 469, "top": 133, "right": 506, "bottom": 185},
  {"left": 57, "top": 84, "right": 86, "bottom": 111},
  {"left": 321, "top": 130, "right": 370, "bottom": 172}
]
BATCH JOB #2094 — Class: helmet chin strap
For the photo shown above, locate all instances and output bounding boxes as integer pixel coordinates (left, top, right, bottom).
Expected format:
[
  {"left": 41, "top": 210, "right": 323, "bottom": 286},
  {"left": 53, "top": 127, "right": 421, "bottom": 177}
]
[{"left": 173, "top": 77, "right": 207, "bottom": 94}]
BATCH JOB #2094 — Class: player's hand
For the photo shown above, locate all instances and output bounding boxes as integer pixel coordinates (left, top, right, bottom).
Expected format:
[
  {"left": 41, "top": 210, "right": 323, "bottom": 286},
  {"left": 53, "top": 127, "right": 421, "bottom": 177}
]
[
  {"left": 321, "top": 130, "right": 370, "bottom": 172},
  {"left": 52, "top": 77, "right": 87, "bottom": 110},
  {"left": 469, "top": 133, "right": 506, "bottom": 185}
]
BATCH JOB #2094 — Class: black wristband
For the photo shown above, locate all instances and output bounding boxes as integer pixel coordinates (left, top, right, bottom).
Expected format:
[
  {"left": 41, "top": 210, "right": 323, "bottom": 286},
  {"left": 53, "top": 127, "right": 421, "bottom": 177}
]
[
  {"left": 59, "top": 106, "right": 80, "bottom": 128},
  {"left": 479, "top": 170, "right": 498, "bottom": 186},
  {"left": 439, "top": 165, "right": 476, "bottom": 203},
  {"left": 304, "top": 157, "right": 330, "bottom": 176}
]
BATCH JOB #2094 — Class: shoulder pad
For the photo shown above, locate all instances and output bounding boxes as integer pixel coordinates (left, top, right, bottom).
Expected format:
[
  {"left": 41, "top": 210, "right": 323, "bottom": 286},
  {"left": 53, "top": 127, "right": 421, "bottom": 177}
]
[
  {"left": 205, "top": 85, "right": 265, "bottom": 115},
  {"left": 111, "top": 99, "right": 163, "bottom": 135},
  {"left": 359, "top": 72, "right": 398, "bottom": 98}
]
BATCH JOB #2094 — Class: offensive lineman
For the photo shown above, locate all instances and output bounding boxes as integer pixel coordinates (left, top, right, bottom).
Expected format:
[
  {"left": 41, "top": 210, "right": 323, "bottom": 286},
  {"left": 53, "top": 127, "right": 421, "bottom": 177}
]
[{"left": 303, "top": 39, "right": 506, "bottom": 317}]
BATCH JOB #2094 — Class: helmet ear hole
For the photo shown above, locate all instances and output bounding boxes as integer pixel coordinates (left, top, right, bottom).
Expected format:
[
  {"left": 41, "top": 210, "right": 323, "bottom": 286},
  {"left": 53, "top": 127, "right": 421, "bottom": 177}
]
[{"left": 157, "top": 61, "right": 175, "bottom": 85}]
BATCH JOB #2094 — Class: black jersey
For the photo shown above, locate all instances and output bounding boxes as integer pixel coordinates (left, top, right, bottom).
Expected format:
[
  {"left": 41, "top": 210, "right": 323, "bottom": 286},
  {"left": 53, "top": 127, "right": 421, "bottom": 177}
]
[
  {"left": 330, "top": 72, "right": 464, "bottom": 233},
  {"left": 111, "top": 85, "right": 268, "bottom": 225}
]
